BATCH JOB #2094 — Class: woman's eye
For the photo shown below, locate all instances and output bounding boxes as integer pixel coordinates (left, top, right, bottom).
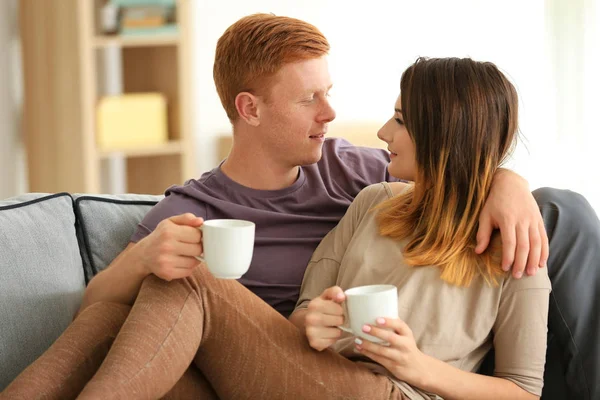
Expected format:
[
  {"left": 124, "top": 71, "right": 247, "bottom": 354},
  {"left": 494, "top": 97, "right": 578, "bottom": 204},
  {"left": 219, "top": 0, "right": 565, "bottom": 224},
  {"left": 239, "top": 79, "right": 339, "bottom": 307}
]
[{"left": 395, "top": 118, "right": 404, "bottom": 125}]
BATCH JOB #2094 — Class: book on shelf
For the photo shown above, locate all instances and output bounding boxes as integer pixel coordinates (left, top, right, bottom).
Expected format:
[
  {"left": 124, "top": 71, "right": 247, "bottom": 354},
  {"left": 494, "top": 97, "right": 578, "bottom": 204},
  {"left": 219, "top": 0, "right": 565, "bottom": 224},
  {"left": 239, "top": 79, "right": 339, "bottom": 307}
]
[
  {"left": 99, "top": 0, "right": 177, "bottom": 36},
  {"left": 120, "top": 23, "right": 178, "bottom": 37},
  {"left": 121, "top": 6, "right": 167, "bottom": 28},
  {"left": 110, "top": 0, "right": 175, "bottom": 7}
]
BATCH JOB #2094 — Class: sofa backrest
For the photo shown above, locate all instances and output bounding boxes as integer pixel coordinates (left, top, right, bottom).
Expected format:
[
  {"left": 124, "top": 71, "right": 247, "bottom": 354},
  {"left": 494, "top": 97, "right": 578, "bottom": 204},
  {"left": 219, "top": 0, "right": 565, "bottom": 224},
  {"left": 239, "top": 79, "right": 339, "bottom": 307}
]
[
  {"left": 0, "top": 193, "right": 84, "bottom": 389},
  {"left": 73, "top": 194, "right": 161, "bottom": 282},
  {"left": 0, "top": 192, "right": 162, "bottom": 390}
]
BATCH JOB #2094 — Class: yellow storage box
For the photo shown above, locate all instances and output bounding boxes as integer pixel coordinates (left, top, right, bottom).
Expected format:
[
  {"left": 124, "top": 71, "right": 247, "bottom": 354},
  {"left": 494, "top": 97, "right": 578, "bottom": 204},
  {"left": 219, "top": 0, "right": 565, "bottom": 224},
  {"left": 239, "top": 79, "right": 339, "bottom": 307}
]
[{"left": 97, "top": 93, "right": 168, "bottom": 150}]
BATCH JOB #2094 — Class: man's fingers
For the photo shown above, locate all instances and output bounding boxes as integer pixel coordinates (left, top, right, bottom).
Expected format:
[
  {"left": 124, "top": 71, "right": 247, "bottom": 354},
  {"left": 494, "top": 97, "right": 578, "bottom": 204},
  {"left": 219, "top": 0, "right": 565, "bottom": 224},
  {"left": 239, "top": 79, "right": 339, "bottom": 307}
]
[
  {"left": 156, "top": 254, "right": 199, "bottom": 271},
  {"left": 475, "top": 213, "right": 493, "bottom": 254},
  {"left": 526, "top": 225, "right": 542, "bottom": 276},
  {"left": 170, "top": 255, "right": 201, "bottom": 270},
  {"left": 169, "top": 234, "right": 204, "bottom": 257},
  {"left": 163, "top": 269, "right": 195, "bottom": 281},
  {"left": 172, "top": 242, "right": 204, "bottom": 258},
  {"left": 156, "top": 233, "right": 202, "bottom": 257},
  {"left": 158, "top": 259, "right": 199, "bottom": 281},
  {"left": 539, "top": 220, "right": 549, "bottom": 268},
  {"left": 172, "top": 226, "right": 203, "bottom": 245},
  {"left": 511, "top": 224, "right": 529, "bottom": 278},
  {"left": 500, "top": 224, "right": 516, "bottom": 271},
  {"left": 169, "top": 213, "right": 204, "bottom": 227}
]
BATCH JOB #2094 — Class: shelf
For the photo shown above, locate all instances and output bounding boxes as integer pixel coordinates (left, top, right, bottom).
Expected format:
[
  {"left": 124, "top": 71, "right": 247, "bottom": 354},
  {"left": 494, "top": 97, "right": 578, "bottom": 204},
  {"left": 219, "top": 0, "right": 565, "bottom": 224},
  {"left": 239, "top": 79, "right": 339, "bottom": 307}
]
[
  {"left": 93, "top": 34, "right": 180, "bottom": 48},
  {"left": 20, "top": 0, "right": 193, "bottom": 194},
  {"left": 98, "top": 140, "right": 184, "bottom": 159}
]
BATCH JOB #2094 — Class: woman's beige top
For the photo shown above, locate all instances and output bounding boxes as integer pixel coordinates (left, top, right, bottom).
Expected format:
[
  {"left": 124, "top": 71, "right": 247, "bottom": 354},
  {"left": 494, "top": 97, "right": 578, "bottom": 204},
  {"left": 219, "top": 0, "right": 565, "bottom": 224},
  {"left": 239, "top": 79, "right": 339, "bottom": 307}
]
[{"left": 294, "top": 183, "right": 551, "bottom": 399}]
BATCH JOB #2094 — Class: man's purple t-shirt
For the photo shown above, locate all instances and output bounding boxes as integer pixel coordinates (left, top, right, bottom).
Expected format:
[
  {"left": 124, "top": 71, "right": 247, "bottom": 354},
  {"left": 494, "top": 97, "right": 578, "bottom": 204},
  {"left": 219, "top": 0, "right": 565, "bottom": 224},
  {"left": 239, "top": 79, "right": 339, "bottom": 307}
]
[{"left": 131, "top": 138, "right": 393, "bottom": 317}]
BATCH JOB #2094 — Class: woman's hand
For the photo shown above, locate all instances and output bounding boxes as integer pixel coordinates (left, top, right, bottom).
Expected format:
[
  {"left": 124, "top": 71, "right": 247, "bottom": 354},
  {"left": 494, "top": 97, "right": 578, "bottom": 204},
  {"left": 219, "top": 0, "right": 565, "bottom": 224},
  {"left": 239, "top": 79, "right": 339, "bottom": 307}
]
[
  {"left": 354, "top": 317, "right": 432, "bottom": 388},
  {"left": 476, "top": 169, "right": 549, "bottom": 278},
  {"left": 304, "top": 286, "right": 346, "bottom": 351}
]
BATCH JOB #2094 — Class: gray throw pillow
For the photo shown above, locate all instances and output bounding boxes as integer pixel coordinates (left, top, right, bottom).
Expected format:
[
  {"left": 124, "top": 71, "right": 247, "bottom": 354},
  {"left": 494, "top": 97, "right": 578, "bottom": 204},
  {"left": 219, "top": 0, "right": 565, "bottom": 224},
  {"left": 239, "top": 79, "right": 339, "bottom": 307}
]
[
  {"left": 0, "top": 193, "right": 85, "bottom": 390},
  {"left": 73, "top": 194, "right": 161, "bottom": 280}
]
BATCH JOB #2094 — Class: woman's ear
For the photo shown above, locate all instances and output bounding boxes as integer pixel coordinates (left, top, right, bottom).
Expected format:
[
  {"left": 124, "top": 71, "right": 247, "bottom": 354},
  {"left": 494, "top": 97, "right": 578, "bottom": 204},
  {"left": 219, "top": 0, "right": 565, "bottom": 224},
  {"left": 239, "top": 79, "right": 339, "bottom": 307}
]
[{"left": 235, "top": 92, "right": 260, "bottom": 126}]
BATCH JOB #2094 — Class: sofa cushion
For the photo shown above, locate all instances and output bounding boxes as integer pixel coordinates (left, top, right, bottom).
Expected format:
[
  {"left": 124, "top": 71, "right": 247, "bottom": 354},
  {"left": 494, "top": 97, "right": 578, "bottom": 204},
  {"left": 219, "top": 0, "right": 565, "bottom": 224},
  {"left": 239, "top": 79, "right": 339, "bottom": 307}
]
[
  {"left": 0, "top": 193, "right": 85, "bottom": 390},
  {"left": 73, "top": 194, "right": 162, "bottom": 280}
]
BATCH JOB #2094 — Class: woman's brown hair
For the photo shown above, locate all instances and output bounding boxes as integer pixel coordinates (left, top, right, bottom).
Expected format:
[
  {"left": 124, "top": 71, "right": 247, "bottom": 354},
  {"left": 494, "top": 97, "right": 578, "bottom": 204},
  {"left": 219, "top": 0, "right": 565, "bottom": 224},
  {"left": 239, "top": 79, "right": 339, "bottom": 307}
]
[{"left": 377, "top": 57, "right": 519, "bottom": 286}]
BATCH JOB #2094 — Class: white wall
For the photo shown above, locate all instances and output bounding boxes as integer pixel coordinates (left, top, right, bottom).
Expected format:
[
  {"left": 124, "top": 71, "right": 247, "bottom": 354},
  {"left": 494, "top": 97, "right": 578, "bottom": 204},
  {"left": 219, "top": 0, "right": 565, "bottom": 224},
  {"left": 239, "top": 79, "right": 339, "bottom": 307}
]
[
  {"left": 546, "top": 0, "right": 600, "bottom": 210},
  {"left": 190, "top": 0, "right": 600, "bottom": 211},
  {"left": 3, "top": 1, "right": 596, "bottom": 209},
  {"left": 0, "top": 0, "right": 26, "bottom": 199},
  {"left": 191, "top": 1, "right": 550, "bottom": 176}
]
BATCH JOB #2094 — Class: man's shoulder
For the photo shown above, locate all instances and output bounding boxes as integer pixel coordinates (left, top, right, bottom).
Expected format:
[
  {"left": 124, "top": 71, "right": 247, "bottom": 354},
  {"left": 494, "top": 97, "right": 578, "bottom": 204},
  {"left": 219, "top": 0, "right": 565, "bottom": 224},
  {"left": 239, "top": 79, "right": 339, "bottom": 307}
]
[
  {"left": 165, "top": 168, "right": 220, "bottom": 197},
  {"left": 317, "top": 137, "right": 390, "bottom": 184},
  {"left": 131, "top": 177, "right": 213, "bottom": 243},
  {"left": 146, "top": 168, "right": 222, "bottom": 216},
  {"left": 320, "top": 137, "right": 387, "bottom": 161}
]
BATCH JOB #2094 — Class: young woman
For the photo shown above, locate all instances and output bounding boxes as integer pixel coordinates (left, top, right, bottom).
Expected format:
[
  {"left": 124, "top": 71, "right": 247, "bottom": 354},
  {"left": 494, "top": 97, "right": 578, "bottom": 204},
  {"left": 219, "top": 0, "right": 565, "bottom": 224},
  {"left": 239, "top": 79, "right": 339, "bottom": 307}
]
[
  {"left": 290, "top": 57, "right": 550, "bottom": 399},
  {"left": 1, "top": 57, "right": 548, "bottom": 400}
]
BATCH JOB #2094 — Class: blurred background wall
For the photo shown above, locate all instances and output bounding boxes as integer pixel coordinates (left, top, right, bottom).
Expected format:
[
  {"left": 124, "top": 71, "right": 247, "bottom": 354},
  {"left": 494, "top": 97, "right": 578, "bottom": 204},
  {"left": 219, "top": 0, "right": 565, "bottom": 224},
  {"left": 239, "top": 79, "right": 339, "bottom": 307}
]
[
  {"left": 190, "top": 0, "right": 599, "bottom": 210},
  {"left": 2, "top": 0, "right": 599, "bottom": 209},
  {"left": 0, "top": 0, "right": 26, "bottom": 199}
]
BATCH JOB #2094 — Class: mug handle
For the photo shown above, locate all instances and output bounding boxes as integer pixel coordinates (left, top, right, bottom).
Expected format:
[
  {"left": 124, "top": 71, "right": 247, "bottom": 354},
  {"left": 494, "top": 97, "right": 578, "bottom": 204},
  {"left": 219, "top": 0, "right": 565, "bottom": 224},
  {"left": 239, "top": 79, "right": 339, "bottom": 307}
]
[
  {"left": 195, "top": 225, "right": 205, "bottom": 263},
  {"left": 337, "top": 300, "right": 352, "bottom": 334}
]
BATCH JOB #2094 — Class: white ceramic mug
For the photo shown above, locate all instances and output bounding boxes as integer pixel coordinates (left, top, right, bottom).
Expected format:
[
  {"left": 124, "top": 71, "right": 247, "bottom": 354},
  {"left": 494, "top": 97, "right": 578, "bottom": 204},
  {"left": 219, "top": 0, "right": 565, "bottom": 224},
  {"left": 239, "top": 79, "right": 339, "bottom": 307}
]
[
  {"left": 338, "top": 284, "right": 398, "bottom": 344},
  {"left": 196, "top": 219, "right": 255, "bottom": 279}
]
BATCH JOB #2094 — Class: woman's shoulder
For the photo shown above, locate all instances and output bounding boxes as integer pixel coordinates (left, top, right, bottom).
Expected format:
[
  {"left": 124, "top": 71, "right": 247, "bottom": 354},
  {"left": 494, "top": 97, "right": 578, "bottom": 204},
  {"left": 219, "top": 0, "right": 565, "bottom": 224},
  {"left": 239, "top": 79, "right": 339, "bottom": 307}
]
[
  {"left": 354, "top": 182, "right": 412, "bottom": 205},
  {"left": 356, "top": 183, "right": 387, "bottom": 200},
  {"left": 501, "top": 264, "right": 552, "bottom": 295},
  {"left": 351, "top": 182, "right": 412, "bottom": 213},
  {"left": 383, "top": 181, "right": 413, "bottom": 197}
]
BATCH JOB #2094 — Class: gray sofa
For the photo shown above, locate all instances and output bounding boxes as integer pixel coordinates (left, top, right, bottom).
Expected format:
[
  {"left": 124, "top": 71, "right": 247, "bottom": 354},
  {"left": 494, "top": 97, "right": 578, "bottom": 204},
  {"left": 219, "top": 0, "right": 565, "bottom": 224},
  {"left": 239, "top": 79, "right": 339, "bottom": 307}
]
[
  {"left": 0, "top": 192, "right": 162, "bottom": 390},
  {"left": 0, "top": 191, "right": 571, "bottom": 398}
]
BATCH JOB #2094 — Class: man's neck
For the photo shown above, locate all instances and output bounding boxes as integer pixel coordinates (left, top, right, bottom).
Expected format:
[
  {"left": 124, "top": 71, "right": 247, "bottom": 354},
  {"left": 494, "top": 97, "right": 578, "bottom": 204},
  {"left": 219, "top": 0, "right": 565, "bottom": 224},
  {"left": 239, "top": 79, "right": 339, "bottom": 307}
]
[{"left": 221, "top": 143, "right": 300, "bottom": 191}]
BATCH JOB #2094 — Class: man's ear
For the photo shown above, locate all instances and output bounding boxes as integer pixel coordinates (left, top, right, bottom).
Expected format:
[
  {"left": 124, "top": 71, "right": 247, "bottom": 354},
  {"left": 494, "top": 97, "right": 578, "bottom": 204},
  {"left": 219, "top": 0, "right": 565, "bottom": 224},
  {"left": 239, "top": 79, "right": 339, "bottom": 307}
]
[{"left": 235, "top": 92, "right": 260, "bottom": 126}]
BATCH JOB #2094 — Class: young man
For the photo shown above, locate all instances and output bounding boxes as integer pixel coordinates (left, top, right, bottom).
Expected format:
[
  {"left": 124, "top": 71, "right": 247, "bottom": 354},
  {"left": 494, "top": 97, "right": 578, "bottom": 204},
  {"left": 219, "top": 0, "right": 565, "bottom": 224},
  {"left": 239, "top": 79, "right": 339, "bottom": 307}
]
[{"left": 4, "top": 14, "right": 598, "bottom": 400}]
